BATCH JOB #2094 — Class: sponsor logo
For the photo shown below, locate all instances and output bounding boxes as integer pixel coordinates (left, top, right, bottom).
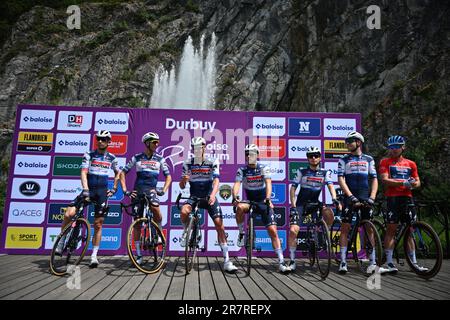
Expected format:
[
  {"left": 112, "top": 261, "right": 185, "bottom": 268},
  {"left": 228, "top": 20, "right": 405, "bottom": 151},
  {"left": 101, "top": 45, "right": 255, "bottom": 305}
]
[
  {"left": 324, "top": 118, "right": 357, "bottom": 138},
  {"left": 288, "top": 118, "right": 321, "bottom": 137},
  {"left": 48, "top": 203, "right": 70, "bottom": 224},
  {"left": 169, "top": 229, "right": 205, "bottom": 251},
  {"left": 88, "top": 228, "right": 121, "bottom": 250},
  {"left": 324, "top": 139, "right": 347, "bottom": 159},
  {"left": 20, "top": 109, "right": 55, "bottom": 130},
  {"left": 107, "top": 181, "right": 124, "bottom": 201},
  {"left": 94, "top": 112, "right": 129, "bottom": 132},
  {"left": 14, "top": 155, "right": 51, "bottom": 176},
  {"left": 288, "top": 139, "right": 321, "bottom": 159},
  {"left": 87, "top": 204, "right": 122, "bottom": 225},
  {"left": 207, "top": 206, "right": 236, "bottom": 227},
  {"left": 17, "top": 131, "right": 53, "bottom": 152},
  {"left": 207, "top": 230, "right": 240, "bottom": 252},
  {"left": 218, "top": 184, "right": 232, "bottom": 201},
  {"left": 45, "top": 227, "right": 61, "bottom": 249},
  {"left": 50, "top": 179, "right": 82, "bottom": 200},
  {"left": 170, "top": 206, "right": 205, "bottom": 227},
  {"left": 92, "top": 134, "right": 128, "bottom": 155},
  {"left": 57, "top": 111, "right": 93, "bottom": 131},
  {"left": 258, "top": 161, "right": 286, "bottom": 181},
  {"left": 324, "top": 162, "right": 339, "bottom": 182},
  {"left": 11, "top": 178, "right": 48, "bottom": 200},
  {"left": 254, "top": 138, "right": 286, "bottom": 159},
  {"left": 253, "top": 117, "right": 286, "bottom": 137},
  {"left": 165, "top": 118, "right": 216, "bottom": 132},
  {"left": 254, "top": 230, "right": 286, "bottom": 251},
  {"left": 254, "top": 207, "right": 286, "bottom": 227},
  {"left": 288, "top": 162, "right": 309, "bottom": 181},
  {"left": 8, "top": 202, "right": 46, "bottom": 225},
  {"left": 5, "top": 227, "right": 43, "bottom": 249},
  {"left": 55, "top": 133, "right": 90, "bottom": 154},
  {"left": 270, "top": 184, "right": 286, "bottom": 204},
  {"left": 53, "top": 156, "right": 82, "bottom": 176}
]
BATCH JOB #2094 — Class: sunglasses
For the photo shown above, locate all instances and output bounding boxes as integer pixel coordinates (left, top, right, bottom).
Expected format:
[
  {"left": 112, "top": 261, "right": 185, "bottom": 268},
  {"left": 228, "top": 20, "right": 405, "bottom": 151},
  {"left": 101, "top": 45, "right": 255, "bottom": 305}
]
[
  {"left": 307, "top": 154, "right": 321, "bottom": 159},
  {"left": 388, "top": 144, "right": 403, "bottom": 150},
  {"left": 245, "top": 152, "right": 258, "bottom": 156},
  {"left": 345, "top": 138, "right": 358, "bottom": 144},
  {"left": 96, "top": 138, "right": 109, "bottom": 143}
]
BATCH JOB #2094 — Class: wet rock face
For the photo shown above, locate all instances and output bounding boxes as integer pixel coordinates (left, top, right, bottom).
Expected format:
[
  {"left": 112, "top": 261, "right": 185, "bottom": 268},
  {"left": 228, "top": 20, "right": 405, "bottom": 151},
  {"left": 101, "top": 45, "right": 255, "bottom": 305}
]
[{"left": 0, "top": 0, "right": 448, "bottom": 190}]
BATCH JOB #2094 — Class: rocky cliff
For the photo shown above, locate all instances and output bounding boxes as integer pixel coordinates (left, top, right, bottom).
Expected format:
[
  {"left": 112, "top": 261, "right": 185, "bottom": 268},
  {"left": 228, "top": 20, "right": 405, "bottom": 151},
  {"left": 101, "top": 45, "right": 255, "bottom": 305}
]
[{"left": 1, "top": 0, "right": 449, "bottom": 205}]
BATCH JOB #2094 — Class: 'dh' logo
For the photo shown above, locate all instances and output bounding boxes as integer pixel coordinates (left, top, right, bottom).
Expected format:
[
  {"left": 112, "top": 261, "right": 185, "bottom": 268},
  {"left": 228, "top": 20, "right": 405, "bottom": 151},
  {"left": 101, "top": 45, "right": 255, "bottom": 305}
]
[{"left": 68, "top": 115, "right": 83, "bottom": 125}]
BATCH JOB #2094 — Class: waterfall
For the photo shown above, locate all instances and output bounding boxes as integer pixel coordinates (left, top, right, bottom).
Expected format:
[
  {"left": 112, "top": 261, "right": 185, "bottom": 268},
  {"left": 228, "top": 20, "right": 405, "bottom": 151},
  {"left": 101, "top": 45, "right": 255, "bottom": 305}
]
[{"left": 150, "top": 33, "right": 217, "bottom": 109}]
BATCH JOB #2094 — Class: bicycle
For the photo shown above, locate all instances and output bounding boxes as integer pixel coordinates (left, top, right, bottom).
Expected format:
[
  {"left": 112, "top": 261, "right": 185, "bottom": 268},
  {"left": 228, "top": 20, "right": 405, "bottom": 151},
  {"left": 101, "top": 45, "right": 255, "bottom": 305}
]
[
  {"left": 372, "top": 201, "right": 443, "bottom": 279},
  {"left": 49, "top": 198, "right": 98, "bottom": 276},
  {"left": 176, "top": 194, "right": 207, "bottom": 274},
  {"left": 299, "top": 201, "right": 332, "bottom": 279},
  {"left": 330, "top": 201, "right": 383, "bottom": 276},
  {"left": 233, "top": 200, "right": 264, "bottom": 276},
  {"left": 122, "top": 192, "right": 167, "bottom": 274}
]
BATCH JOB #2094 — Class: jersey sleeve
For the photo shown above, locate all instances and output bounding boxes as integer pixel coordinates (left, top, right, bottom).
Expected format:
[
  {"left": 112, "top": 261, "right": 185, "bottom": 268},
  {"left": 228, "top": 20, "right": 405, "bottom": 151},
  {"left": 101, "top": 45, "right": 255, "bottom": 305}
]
[
  {"left": 368, "top": 157, "right": 377, "bottom": 178},
  {"left": 182, "top": 160, "right": 191, "bottom": 178},
  {"left": 325, "top": 169, "right": 333, "bottom": 185},
  {"left": 80, "top": 152, "right": 91, "bottom": 170},
  {"left": 337, "top": 158, "right": 345, "bottom": 177},
  {"left": 378, "top": 158, "right": 389, "bottom": 175},
  {"left": 235, "top": 167, "right": 244, "bottom": 182},
  {"left": 160, "top": 157, "right": 170, "bottom": 177},
  {"left": 212, "top": 158, "right": 220, "bottom": 179},
  {"left": 262, "top": 165, "right": 271, "bottom": 180},
  {"left": 410, "top": 161, "right": 419, "bottom": 179},
  {"left": 291, "top": 169, "right": 303, "bottom": 188},
  {"left": 111, "top": 155, "right": 120, "bottom": 173},
  {"left": 122, "top": 156, "right": 137, "bottom": 174}
]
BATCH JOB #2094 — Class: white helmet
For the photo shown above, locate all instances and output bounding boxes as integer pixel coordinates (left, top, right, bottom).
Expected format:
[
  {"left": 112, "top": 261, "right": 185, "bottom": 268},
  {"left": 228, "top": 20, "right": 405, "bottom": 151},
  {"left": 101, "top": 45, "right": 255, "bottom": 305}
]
[
  {"left": 306, "top": 146, "right": 321, "bottom": 155},
  {"left": 346, "top": 131, "right": 365, "bottom": 143},
  {"left": 191, "top": 137, "right": 206, "bottom": 148},
  {"left": 245, "top": 144, "right": 259, "bottom": 154},
  {"left": 96, "top": 130, "right": 111, "bottom": 140},
  {"left": 142, "top": 132, "right": 159, "bottom": 143}
]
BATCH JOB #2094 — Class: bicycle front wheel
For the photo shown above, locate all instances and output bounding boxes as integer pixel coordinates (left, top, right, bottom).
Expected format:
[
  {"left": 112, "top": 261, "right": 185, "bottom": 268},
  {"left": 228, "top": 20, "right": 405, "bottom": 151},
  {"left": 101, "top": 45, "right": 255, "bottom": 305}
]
[
  {"left": 127, "top": 218, "right": 167, "bottom": 274},
  {"left": 185, "top": 216, "right": 198, "bottom": 274},
  {"left": 403, "top": 221, "right": 443, "bottom": 279},
  {"left": 355, "top": 220, "right": 383, "bottom": 276},
  {"left": 245, "top": 216, "right": 254, "bottom": 276},
  {"left": 315, "top": 220, "right": 331, "bottom": 279},
  {"left": 329, "top": 219, "right": 342, "bottom": 265},
  {"left": 49, "top": 218, "right": 91, "bottom": 276}
]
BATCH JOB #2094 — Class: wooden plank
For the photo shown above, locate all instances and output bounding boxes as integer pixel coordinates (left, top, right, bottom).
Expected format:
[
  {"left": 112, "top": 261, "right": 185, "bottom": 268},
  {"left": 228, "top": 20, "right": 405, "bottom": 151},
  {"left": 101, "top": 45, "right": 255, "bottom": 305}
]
[
  {"left": 183, "top": 256, "right": 201, "bottom": 300},
  {"left": 389, "top": 272, "right": 450, "bottom": 296},
  {"left": 130, "top": 266, "right": 164, "bottom": 300},
  {"left": 234, "top": 257, "right": 285, "bottom": 300},
  {"left": 258, "top": 258, "right": 319, "bottom": 300},
  {"left": 148, "top": 256, "right": 178, "bottom": 300},
  {"left": 0, "top": 255, "right": 36, "bottom": 269},
  {"left": 94, "top": 264, "right": 141, "bottom": 300},
  {"left": 0, "top": 260, "right": 46, "bottom": 285},
  {"left": 111, "top": 271, "right": 146, "bottom": 300},
  {"left": 205, "top": 257, "right": 234, "bottom": 300},
  {"left": 166, "top": 257, "right": 187, "bottom": 300},
  {"left": 215, "top": 257, "right": 251, "bottom": 300},
  {"left": 0, "top": 269, "right": 52, "bottom": 298},
  {"left": 198, "top": 257, "right": 219, "bottom": 300}
]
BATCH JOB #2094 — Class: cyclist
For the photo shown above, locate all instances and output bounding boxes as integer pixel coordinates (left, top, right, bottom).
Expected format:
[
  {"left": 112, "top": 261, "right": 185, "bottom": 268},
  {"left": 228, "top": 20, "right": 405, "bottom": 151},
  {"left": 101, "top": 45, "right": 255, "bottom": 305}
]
[
  {"left": 55, "top": 130, "right": 121, "bottom": 268},
  {"left": 378, "top": 135, "right": 427, "bottom": 273},
  {"left": 337, "top": 131, "right": 379, "bottom": 274},
  {"left": 179, "top": 137, "right": 238, "bottom": 273},
  {"left": 232, "top": 144, "right": 291, "bottom": 273},
  {"left": 288, "top": 146, "right": 342, "bottom": 271},
  {"left": 119, "top": 132, "right": 172, "bottom": 265}
]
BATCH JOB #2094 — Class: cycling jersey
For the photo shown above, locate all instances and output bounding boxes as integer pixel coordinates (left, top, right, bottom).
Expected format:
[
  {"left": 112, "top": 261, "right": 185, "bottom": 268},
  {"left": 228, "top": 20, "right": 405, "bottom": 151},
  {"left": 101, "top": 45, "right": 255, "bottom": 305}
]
[
  {"left": 235, "top": 163, "right": 271, "bottom": 202},
  {"left": 81, "top": 150, "right": 119, "bottom": 189},
  {"left": 122, "top": 152, "right": 170, "bottom": 191},
  {"left": 291, "top": 167, "right": 333, "bottom": 206},
  {"left": 337, "top": 153, "right": 377, "bottom": 199},
  {"left": 379, "top": 156, "right": 418, "bottom": 197},
  {"left": 182, "top": 157, "right": 220, "bottom": 198}
]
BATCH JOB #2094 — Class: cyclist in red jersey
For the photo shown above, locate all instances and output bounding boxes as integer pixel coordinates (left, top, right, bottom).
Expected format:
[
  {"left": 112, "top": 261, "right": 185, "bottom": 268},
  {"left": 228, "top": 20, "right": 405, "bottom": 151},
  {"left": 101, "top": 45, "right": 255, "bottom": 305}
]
[{"left": 379, "top": 135, "right": 426, "bottom": 273}]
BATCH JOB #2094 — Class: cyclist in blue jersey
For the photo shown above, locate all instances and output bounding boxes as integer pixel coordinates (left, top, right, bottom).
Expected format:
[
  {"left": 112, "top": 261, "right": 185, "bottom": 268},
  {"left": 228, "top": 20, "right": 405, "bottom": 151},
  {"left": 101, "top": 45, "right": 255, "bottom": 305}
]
[
  {"left": 337, "top": 131, "right": 379, "bottom": 274},
  {"left": 288, "top": 146, "right": 342, "bottom": 271},
  {"left": 232, "top": 144, "right": 290, "bottom": 273},
  {"left": 179, "top": 137, "right": 238, "bottom": 273},
  {"left": 119, "top": 132, "right": 172, "bottom": 265},
  {"left": 55, "top": 130, "right": 121, "bottom": 268}
]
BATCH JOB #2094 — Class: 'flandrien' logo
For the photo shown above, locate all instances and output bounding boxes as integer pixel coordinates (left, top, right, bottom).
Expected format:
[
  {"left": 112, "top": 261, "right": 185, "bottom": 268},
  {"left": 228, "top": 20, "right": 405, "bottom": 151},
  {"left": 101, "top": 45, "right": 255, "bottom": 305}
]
[{"left": 17, "top": 132, "right": 53, "bottom": 152}]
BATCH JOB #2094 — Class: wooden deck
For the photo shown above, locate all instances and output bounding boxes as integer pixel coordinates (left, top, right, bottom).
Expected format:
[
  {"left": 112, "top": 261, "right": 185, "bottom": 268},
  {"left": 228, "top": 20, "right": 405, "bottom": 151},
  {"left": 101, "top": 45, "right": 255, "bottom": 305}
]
[{"left": 0, "top": 254, "right": 449, "bottom": 300}]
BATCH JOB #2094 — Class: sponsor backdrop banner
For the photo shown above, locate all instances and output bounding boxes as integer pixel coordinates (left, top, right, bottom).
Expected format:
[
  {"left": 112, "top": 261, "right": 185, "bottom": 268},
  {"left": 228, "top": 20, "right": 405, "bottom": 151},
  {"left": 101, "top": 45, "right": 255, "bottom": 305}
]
[{"left": 1, "top": 105, "right": 360, "bottom": 256}]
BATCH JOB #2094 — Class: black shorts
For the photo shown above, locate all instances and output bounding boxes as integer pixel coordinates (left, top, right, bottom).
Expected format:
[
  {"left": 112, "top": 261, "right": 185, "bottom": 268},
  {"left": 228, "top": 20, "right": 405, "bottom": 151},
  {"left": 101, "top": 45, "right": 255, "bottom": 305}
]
[
  {"left": 386, "top": 196, "right": 416, "bottom": 224},
  {"left": 290, "top": 201, "right": 324, "bottom": 226},
  {"left": 184, "top": 197, "right": 222, "bottom": 220},
  {"left": 249, "top": 202, "right": 277, "bottom": 228},
  {"left": 69, "top": 189, "right": 108, "bottom": 218},
  {"left": 131, "top": 190, "right": 160, "bottom": 218},
  {"left": 340, "top": 197, "right": 372, "bottom": 224}
]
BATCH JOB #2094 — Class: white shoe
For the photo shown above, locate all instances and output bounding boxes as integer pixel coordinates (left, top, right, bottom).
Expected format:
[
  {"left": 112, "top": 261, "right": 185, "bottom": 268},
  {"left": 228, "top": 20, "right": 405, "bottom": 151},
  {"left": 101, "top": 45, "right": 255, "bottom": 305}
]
[
  {"left": 288, "top": 260, "right": 296, "bottom": 271},
  {"left": 366, "top": 264, "right": 378, "bottom": 274},
  {"left": 89, "top": 256, "right": 99, "bottom": 268},
  {"left": 237, "top": 233, "right": 245, "bottom": 247},
  {"left": 180, "top": 230, "right": 187, "bottom": 247},
  {"left": 383, "top": 262, "right": 398, "bottom": 273},
  {"left": 279, "top": 262, "right": 291, "bottom": 273},
  {"left": 413, "top": 263, "right": 429, "bottom": 272},
  {"left": 136, "top": 256, "right": 143, "bottom": 265},
  {"left": 224, "top": 260, "right": 238, "bottom": 273},
  {"left": 339, "top": 262, "right": 348, "bottom": 273}
]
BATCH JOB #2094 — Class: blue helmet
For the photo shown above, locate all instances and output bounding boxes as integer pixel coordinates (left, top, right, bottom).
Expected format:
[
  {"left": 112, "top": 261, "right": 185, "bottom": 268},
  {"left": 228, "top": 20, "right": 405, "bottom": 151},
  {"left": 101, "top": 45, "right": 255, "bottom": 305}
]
[{"left": 387, "top": 135, "right": 405, "bottom": 148}]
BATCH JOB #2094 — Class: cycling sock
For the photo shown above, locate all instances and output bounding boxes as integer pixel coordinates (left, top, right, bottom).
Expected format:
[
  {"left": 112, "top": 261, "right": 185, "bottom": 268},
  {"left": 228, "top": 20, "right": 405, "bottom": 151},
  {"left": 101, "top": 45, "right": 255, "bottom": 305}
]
[
  {"left": 274, "top": 248, "right": 284, "bottom": 264},
  {"left": 386, "top": 249, "right": 394, "bottom": 264},
  {"left": 220, "top": 243, "right": 229, "bottom": 262},
  {"left": 92, "top": 246, "right": 99, "bottom": 258},
  {"left": 289, "top": 247, "right": 296, "bottom": 261},
  {"left": 370, "top": 249, "right": 376, "bottom": 265},
  {"left": 135, "top": 241, "right": 142, "bottom": 256},
  {"left": 341, "top": 247, "right": 347, "bottom": 263},
  {"left": 238, "top": 223, "right": 244, "bottom": 234},
  {"left": 408, "top": 251, "right": 417, "bottom": 264}
]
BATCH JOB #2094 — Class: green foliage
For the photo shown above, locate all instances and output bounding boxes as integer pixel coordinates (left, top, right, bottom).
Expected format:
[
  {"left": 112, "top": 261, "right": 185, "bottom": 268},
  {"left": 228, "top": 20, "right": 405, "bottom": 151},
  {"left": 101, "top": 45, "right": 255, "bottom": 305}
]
[
  {"left": 127, "top": 96, "right": 146, "bottom": 108},
  {"left": 120, "top": 68, "right": 134, "bottom": 81},
  {"left": 86, "top": 30, "right": 113, "bottom": 50},
  {"left": 113, "top": 20, "right": 129, "bottom": 33},
  {"left": 185, "top": 0, "right": 200, "bottom": 13}
]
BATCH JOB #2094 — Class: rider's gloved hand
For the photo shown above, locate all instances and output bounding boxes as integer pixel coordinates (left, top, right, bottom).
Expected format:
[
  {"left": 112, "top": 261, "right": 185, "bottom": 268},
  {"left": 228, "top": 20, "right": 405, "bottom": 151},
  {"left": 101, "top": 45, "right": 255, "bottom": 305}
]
[
  {"left": 107, "top": 188, "right": 117, "bottom": 197},
  {"left": 232, "top": 195, "right": 240, "bottom": 205},
  {"left": 403, "top": 179, "right": 413, "bottom": 189},
  {"left": 349, "top": 195, "right": 359, "bottom": 205},
  {"left": 265, "top": 198, "right": 272, "bottom": 206},
  {"left": 156, "top": 188, "right": 165, "bottom": 197},
  {"left": 289, "top": 207, "right": 298, "bottom": 215},
  {"left": 82, "top": 189, "right": 90, "bottom": 198},
  {"left": 332, "top": 198, "right": 340, "bottom": 207},
  {"left": 367, "top": 198, "right": 375, "bottom": 206}
]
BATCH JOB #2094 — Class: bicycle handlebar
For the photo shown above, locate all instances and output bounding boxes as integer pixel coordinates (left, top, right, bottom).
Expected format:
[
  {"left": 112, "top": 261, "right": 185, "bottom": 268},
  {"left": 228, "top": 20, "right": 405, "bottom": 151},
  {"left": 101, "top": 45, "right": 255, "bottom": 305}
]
[{"left": 175, "top": 194, "right": 210, "bottom": 210}]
